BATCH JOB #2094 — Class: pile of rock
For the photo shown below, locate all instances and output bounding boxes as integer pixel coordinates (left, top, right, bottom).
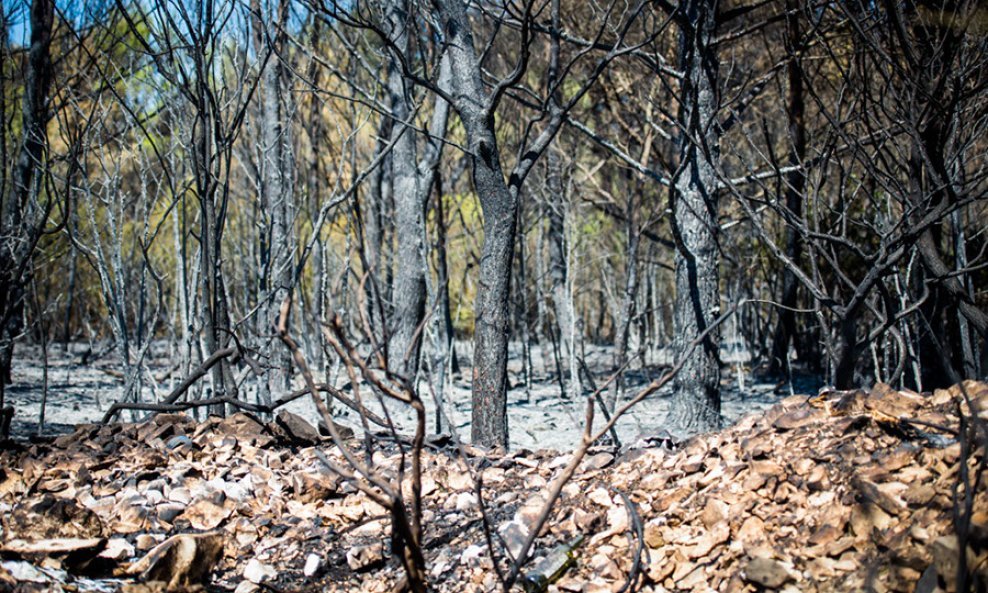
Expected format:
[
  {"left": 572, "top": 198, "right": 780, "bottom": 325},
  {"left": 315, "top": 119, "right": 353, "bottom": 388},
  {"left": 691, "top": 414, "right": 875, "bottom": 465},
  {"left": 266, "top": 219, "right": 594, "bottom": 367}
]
[
  {"left": 0, "top": 381, "right": 984, "bottom": 593},
  {"left": 565, "top": 381, "right": 988, "bottom": 593}
]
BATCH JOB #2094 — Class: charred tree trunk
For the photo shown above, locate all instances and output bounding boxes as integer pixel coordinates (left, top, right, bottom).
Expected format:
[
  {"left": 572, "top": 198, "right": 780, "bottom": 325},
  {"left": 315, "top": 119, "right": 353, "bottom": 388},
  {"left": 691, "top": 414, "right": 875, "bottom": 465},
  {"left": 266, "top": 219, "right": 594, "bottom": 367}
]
[
  {"left": 438, "top": 0, "right": 516, "bottom": 448},
  {"left": 0, "top": 0, "right": 53, "bottom": 404},
  {"left": 833, "top": 310, "right": 860, "bottom": 389},
  {"left": 769, "top": 0, "right": 806, "bottom": 378},
  {"left": 668, "top": 0, "right": 722, "bottom": 433}
]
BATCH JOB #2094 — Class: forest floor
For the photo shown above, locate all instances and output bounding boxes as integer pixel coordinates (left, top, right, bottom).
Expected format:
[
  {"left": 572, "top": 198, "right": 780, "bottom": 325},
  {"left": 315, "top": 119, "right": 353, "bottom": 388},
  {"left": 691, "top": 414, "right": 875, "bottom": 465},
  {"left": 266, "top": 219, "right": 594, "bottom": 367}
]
[
  {"left": 0, "top": 380, "right": 986, "bottom": 593},
  {"left": 3, "top": 340, "right": 824, "bottom": 450}
]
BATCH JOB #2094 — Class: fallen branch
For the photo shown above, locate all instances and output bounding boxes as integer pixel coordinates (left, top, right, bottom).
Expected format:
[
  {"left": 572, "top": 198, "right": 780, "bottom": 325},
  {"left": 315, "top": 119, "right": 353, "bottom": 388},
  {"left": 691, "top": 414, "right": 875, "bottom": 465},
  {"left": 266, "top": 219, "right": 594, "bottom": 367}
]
[
  {"left": 271, "top": 383, "right": 391, "bottom": 428},
  {"left": 101, "top": 347, "right": 238, "bottom": 423},
  {"left": 615, "top": 489, "right": 646, "bottom": 593}
]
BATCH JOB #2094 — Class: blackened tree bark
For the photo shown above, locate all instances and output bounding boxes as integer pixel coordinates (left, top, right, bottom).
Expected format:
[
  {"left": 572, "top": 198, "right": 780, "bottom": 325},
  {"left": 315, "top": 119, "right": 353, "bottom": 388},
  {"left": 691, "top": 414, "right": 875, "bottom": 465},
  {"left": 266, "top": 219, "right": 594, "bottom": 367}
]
[
  {"left": 433, "top": 0, "right": 517, "bottom": 448},
  {"left": 668, "top": 0, "right": 723, "bottom": 433},
  {"left": 0, "top": 0, "right": 54, "bottom": 404},
  {"left": 768, "top": 0, "right": 807, "bottom": 378}
]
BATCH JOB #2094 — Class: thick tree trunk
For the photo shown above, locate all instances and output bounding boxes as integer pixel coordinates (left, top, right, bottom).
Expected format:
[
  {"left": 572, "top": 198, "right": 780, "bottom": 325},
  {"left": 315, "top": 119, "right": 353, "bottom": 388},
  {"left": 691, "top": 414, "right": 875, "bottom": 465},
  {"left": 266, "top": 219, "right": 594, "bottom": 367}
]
[
  {"left": 469, "top": 166, "right": 517, "bottom": 448},
  {"left": 437, "top": 0, "right": 518, "bottom": 449},
  {"left": 385, "top": 0, "right": 427, "bottom": 379},
  {"left": 668, "top": 0, "right": 722, "bottom": 434}
]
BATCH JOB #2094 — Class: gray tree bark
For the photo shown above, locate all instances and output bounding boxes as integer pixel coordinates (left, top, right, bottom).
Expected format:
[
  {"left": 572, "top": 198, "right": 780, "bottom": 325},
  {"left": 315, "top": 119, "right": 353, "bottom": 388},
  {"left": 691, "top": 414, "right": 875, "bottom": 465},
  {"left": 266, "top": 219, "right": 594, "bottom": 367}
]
[
  {"left": 546, "top": 148, "right": 581, "bottom": 399},
  {"left": 610, "top": 208, "right": 640, "bottom": 410},
  {"left": 363, "top": 115, "right": 391, "bottom": 337},
  {"left": 384, "top": 0, "right": 426, "bottom": 379},
  {"left": 255, "top": 0, "right": 295, "bottom": 404},
  {"left": 384, "top": 3, "right": 451, "bottom": 380},
  {"left": 668, "top": 0, "right": 723, "bottom": 433}
]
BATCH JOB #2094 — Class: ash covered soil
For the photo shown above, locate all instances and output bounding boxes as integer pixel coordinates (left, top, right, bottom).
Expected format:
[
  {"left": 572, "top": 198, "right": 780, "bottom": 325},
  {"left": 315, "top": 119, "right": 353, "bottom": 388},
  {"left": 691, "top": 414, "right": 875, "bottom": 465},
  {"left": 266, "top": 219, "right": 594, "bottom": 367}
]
[
  {"left": 3, "top": 341, "right": 819, "bottom": 449},
  {"left": 1, "top": 378, "right": 986, "bottom": 593}
]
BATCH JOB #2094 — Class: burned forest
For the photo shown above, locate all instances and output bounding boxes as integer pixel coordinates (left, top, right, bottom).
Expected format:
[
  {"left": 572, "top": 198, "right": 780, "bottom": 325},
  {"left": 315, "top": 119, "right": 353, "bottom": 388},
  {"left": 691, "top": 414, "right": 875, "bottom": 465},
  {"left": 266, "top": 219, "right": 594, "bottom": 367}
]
[{"left": 0, "top": 0, "right": 987, "bottom": 592}]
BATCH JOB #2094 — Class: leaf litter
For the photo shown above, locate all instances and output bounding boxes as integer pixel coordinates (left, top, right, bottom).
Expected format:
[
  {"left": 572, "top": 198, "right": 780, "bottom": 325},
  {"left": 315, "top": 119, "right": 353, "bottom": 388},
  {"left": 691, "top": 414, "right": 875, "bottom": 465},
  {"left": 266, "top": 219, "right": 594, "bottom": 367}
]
[{"left": 0, "top": 381, "right": 985, "bottom": 593}]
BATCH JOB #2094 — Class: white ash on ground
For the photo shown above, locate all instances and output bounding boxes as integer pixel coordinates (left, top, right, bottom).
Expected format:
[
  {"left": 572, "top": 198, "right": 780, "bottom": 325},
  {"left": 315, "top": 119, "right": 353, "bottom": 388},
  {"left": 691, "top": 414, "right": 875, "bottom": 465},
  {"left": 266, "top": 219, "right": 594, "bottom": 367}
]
[{"left": 3, "top": 341, "right": 815, "bottom": 450}]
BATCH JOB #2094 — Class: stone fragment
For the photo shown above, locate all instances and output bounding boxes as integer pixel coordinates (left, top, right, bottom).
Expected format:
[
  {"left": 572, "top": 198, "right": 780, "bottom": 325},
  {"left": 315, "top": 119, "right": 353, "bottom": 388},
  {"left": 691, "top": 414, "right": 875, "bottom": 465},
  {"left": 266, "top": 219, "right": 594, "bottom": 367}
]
[
  {"left": 346, "top": 543, "right": 385, "bottom": 572},
  {"left": 446, "top": 470, "right": 472, "bottom": 492},
  {"left": 303, "top": 553, "right": 322, "bottom": 577},
  {"left": 0, "top": 537, "right": 105, "bottom": 557},
  {"left": 128, "top": 532, "right": 224, "bottom": 589},
  {"left": 135, "top": 534, "right": 163, "bottom": 552},
  {"left": 743, "top": 557, "right": 794, "bottom": 589},
  {"left": 168, "top": 487, "right": 192, "bottom": 505},
  {"left": 773, "top": 407, "right": 826, "bottom": 431},
  {"left": 165, "top": 435, "right": 192, "bottom": 451},
  {"left": 701, "top": 498, "right": 728, "bottom": 530},
  {"left": 156, "top": 503, "right": 186, "bottom": 524},
  {"left": 685, "top": 522, "right": 729, "bottom": 559},
  {"left": 584, "top": 452, "right": 614, "bottom": 471},
  {"left": 853, "top": 477, "right": 906, "bottom": 515},
  {"left": 234, "top": 582, "right": 260, "bottom": 593},
  {"left": 587, "top": 488, "right": 612, "bottom": 507},
  {"left": 111, "top": 499, "right": 149, "bottom": 534},
  {"left": 454, "top": 492, "right": 475, "bottom": 512},
  {"left": 243, "top": 558, "right": 277, "bottom": 584},
  {"left": 4, "top": 495, "right": 105, "bottom": 540},
  {"left": 275, "top": 411, "right": 322, "bottom": 445},
  {"left": 295, "top": 468, "right": 339, "bottom": 503},
  {"left": 737, "top": 516, "right": 766, "bottom": 545},
  {"left": 460, "top": 545, "right": 485, "bottom": 566},
  {"left": 849, "top": 502, "right": 894, "bottom": 538},
  {"left": 99, "top": 538, "right": 136, "bottom": 561},
  {"left": 182, "top": 499, "right": 232, "bottom": 530},
  {"left": 1, "top": 560, "right": 48, "bottom": 583}
]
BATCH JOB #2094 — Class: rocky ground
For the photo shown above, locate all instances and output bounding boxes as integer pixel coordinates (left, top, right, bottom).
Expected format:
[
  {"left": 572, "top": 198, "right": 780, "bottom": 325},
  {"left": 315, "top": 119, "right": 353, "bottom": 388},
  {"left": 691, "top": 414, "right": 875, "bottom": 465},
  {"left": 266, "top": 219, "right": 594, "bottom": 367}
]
[{"left": 1, "top": 380, "right": 986, "bottom": 593}]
